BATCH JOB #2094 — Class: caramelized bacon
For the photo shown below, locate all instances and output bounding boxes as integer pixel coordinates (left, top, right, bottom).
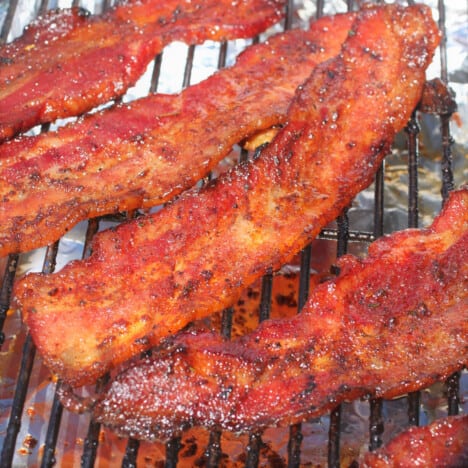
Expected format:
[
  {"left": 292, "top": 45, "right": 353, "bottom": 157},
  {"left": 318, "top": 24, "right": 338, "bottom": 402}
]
[
  {"left": 0, "top": 12, "right": 355, "bottom": 257},
  {"left": 0, "top": 0, "right": 285, "bottom": 141},
  {"left": 13, "top": 4, "right": 440, "bottom": 387},
  {"left": 89, "top": 188, "right": 468, "bottom": 440},
  {"left": 418, "top": 78, "right": 457, "bottom": 115},
  {"left": 361, "top": 415, "right": 468, "bottom": 467}
]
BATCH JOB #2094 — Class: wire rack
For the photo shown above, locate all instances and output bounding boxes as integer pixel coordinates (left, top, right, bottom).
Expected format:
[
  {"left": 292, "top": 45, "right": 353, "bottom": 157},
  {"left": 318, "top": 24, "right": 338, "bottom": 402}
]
[{"left": 0, "top": 0, "right": 466, "bottom": 466}]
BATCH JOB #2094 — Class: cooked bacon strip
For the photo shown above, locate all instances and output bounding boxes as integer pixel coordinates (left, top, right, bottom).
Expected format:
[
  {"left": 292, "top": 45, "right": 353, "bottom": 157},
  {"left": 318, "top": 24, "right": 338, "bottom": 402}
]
[
  {"left": 361, "top": 415, "right": 468, "bottom": 467},
  {"left": 0, "top": 0, "right": 285, "bottom": 142},
  {"left": 13, "top": 4, "right": 440, "bottom": 387},
  {"left": 0, "top": 12, "right": 355, "bottom": 257},
  {"left": 89, "top": 188, "right": 468, "bottom": 440}
]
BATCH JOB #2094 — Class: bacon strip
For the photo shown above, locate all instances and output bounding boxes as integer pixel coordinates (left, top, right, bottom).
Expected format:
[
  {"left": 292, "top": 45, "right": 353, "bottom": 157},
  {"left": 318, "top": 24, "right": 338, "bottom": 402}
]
[
  {"left": 13, "top": 4, "right": 440, "bottom": 387},
  {"left": 0, "top": 0, "right": 285, "bottom": 141},
  {"left": 0, "top": 13, "right": 355, "bottom": 257},
  {"left": 89, "top": 188, "right": 468, "bottom": 440},
  {"left": 361, "top": 415, "right": 468, "bottom": 467}
]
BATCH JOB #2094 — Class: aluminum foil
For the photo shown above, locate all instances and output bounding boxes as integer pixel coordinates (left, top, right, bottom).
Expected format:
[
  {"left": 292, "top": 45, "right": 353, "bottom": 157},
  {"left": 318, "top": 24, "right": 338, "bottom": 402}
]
[{"left": 0, "top": 0, "right": 467, "bottom": 466}]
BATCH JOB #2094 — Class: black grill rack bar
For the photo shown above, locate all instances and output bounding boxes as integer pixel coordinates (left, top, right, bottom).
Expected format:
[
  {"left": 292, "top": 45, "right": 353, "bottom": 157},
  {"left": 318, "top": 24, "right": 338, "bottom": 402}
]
[
  {"left": 0, "top": 253, "right": 17, "bottom": 346},
  {"left": 0, "top": 0, "right": 464, "bottom": 467}
]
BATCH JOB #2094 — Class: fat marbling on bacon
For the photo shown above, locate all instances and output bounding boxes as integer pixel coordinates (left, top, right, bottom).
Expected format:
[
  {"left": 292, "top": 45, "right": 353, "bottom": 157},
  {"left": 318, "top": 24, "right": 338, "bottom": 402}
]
[
  {"left": 0, "top": 12, "right": 355, "bottom": 257},
  {"left": 0, "top": 0, "right": 285, "bottom": 141},
  {"left": 85, "top": 188, "right": 467, "bottom": 440},
  {"left": 14, "top": 3, "right": 440, "bottom": 387}
]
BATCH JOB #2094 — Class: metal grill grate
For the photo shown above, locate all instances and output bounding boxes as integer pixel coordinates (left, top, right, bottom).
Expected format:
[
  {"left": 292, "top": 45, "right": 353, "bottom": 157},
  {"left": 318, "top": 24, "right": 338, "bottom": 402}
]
[{"left": 0, "top": 0, "right": 466, "bottom": 466}]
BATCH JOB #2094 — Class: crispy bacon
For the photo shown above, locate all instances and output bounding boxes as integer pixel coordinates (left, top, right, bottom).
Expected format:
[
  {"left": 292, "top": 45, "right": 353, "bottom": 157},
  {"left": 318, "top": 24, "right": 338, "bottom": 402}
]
[
  {"left": 419, "top": 78, "right": 457, "bottom": 115},
  {"left": 13, "top": 4, "right": 440, "bottom": 387},
  {"left": 88, "top": 188, "right": 468, "bottom": 440},
  {"left": 0, "top": 0, "right": 285, "bottom": 141},
  {"left": 361, "top": 415, "right": 468, "bottom": 467},
  {"left": 0, "top": 12, "right": 355, "bottom": 257}
]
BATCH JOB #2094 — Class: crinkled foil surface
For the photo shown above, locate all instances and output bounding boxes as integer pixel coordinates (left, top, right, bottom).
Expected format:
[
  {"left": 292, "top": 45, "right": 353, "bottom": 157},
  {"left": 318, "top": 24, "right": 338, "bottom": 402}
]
[{"left": 0, "top": 0, "right": 467, "bottom": 466}]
